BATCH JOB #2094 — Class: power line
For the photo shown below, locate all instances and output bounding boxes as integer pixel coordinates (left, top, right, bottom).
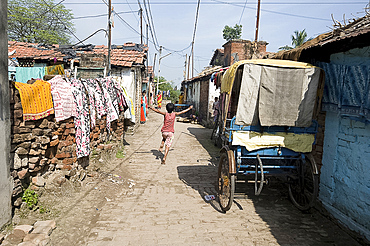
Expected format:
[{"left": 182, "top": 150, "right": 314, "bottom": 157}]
[
  {"left": 72, "top": 29, "right": 108, "bottom": 46},
  {"left": 239, "top": 0, "right": 248, "bottom": 24},
  {"left": 210, "top": 0, "right": 332, "bottom": 21},
  {"left": 40, "top": 0, "right": 83, "bottom": 43},
  {"left": 146, "top": 0, "right": 160, "bottom": 47},
  {"left": 190, "top": 0, "right": 201, "bottom": 78},
  {"left": 73, "top": 10, "right": 139, "bottom": 20},
  {"left": 64, "top": 1, "right": 367, "bottom": 5},
  {"left": 143, "top": 0, "right": 160, "bottom": 51}
]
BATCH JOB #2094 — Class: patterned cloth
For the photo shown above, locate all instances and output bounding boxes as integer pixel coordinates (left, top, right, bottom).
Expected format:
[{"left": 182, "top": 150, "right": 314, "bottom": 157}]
[
  {"left": 48, "top": 75, "right": 75, "bottom": 122},
  {"left": 46, "top": 64, "right": 65, "bottom": 75},
  {"left": 317, "top": 62, "right": 370, "bottom": 121},
  {"left": 97, "top": 78, "right": 118, "bottom": 131},
  {"left": 14, "top": 80, "right": 54, "bottom": 121},
  {"left": 70, "top": 79, "right": 91, "bottom": 158},
  {"left": 81, "top": 79, "right": 98, "bottom": 129}
]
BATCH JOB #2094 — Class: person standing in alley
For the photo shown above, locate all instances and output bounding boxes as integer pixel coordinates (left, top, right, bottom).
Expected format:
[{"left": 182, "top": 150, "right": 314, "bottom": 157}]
[
  {"left": 140, "top": 90, "right": 147, "bottom": 123},
  {"left": 157, "top": 91, "right": 162, "bottom": 108},
  {"left": 149, "top": 103, "right": 193, "bottom": 164}
]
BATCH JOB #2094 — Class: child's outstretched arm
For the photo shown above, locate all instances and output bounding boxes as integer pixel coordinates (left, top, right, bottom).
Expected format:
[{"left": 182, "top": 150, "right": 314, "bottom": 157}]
[
  {"left": 175, "top": 105, "right": 193, "bottom": 116},
  {"left": 149, "top": 106, "right": 166, "bottom": 115}
]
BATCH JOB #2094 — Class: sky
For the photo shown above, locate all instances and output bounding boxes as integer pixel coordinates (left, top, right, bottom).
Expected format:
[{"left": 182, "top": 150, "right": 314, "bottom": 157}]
[{"left": 64, "top": 0, "right": 369, "bottom": 87}]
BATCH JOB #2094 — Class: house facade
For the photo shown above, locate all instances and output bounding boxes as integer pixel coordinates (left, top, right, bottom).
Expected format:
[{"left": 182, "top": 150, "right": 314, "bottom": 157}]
[{"left": 272, "top": 14, "right": 370, "bottom": 240}]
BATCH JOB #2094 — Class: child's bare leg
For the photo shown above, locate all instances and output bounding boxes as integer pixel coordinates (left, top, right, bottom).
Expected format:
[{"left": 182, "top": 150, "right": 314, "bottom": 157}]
[
  {"left": 159, "top": 138, "right": 165, "bottom": 151},
  {"left": 162, "top": 145, "right": 170, "bottom": 164}
]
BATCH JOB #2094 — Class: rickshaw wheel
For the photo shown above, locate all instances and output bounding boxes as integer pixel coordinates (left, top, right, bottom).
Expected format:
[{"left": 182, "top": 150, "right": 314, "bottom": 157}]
[
  {"left": 217, "top": 151, "right": 235, "bottom": 212},
  {"left": 288, "top": 154, "right": 319, "bottom": 211}
]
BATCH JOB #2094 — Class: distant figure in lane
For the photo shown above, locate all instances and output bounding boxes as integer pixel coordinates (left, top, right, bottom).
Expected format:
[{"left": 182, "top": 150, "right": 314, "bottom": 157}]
[
  {"left": 149, "top": 103, "right": 193, "bottom": 164},
  {"left": 157, "top": 91, "right": 162, "bottom": 108}
]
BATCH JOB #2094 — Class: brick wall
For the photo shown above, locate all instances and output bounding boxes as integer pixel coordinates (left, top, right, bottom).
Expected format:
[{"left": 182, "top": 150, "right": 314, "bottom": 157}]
[
  {"left": 223, "top": 39, "right": 268, "bottom": 66},
  {"left": 9, "top": 83, "right": 125, "bottom": 207}
]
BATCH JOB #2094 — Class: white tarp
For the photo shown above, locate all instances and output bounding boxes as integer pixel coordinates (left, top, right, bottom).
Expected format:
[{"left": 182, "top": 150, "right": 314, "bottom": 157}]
[{"left": 235, "top": 64, "right": 321, "bottom": 127}]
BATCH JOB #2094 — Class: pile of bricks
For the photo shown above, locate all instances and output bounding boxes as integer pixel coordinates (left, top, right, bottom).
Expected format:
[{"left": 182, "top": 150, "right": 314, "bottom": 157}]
[{"left": 9, "top": 83, "right": 125, "bottom": 207}]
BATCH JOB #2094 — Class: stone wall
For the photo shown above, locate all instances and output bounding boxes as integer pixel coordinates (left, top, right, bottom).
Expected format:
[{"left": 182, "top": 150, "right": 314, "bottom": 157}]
[{"left": 9, "top": 83, "right": 125, "bottom": 207}]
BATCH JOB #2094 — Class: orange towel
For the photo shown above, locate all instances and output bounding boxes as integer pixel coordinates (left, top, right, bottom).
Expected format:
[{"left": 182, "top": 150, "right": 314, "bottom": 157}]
[{"left": 14, "top": 80, "right": 55, "bottom": 121}]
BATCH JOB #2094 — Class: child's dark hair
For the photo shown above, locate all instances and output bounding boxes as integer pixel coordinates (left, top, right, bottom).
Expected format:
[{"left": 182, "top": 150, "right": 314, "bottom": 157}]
[{"left": 166, "top": 103, "right": 175, "bottom": 113}]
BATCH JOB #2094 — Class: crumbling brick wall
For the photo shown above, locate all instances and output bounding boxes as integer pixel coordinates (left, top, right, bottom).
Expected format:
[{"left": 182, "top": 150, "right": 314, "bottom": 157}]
[{"left": 9, "top": 83, "right": 125, "bottom": 207}]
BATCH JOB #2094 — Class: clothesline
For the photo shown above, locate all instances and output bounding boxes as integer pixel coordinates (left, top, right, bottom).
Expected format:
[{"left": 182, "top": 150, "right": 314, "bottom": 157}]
[{"left": 14, "top": 76, "right": 133, "bottom": 158}]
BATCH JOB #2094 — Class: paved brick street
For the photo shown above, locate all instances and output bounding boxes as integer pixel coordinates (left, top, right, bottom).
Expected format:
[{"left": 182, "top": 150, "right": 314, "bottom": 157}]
[{"left": 49, "top": 111, "right": 360, "bottom": 246}]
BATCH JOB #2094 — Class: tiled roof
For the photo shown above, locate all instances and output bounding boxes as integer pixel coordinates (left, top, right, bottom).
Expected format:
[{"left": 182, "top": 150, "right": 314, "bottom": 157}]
[{"left": 8, "top": 41, "right": 147, "bottom": 67}]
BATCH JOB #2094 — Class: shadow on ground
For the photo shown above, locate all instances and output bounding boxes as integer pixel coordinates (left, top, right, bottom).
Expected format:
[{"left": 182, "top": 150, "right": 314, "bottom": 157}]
[{"left": 176, "top": 125, "right": 361, "bottom": 245}]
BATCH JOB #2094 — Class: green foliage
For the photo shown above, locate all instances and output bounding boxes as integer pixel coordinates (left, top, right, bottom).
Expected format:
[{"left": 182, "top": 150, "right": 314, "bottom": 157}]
[
  {"left": 22, "top": 189, "right": 38, "bottom": 209},
  {"left": 8, "top": 0, "right": 74, "bottom": 44},
  {"left": 223, "top": 24, "right": 242, "bottom": 41},
  {"left": 278, "top": 45, "right": 293, "bottom": 51},
  {"left": 155, "top": 77, "right": 181, "bottom": 103},
  {"left": 116, "top": 149, "right": 125, "bottom": 158},
  {"left": 291, "top": 29, "right": 308, "bottom": 48}
]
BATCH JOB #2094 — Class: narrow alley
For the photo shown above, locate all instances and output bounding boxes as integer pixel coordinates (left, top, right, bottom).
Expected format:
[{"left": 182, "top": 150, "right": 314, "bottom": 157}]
[{"left": 45, "top": 110, "right": 360, "bottom": 246}]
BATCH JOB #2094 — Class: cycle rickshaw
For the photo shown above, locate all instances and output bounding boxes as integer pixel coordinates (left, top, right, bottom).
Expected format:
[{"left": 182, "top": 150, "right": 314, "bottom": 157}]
[{"left": 213, "top": 59, "right": 324, "bottom": 212}]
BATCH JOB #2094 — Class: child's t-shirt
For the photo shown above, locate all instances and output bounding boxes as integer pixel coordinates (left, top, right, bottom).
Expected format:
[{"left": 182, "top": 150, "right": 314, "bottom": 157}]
[{"left": 161, "top": 112, "right": 176, "bottom": 133}]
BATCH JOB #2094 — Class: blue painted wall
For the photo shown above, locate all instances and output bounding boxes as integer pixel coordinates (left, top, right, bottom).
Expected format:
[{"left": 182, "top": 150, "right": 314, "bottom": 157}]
[
  {"left": 319, "top": 46, "right": 370, "bottom": 240},
  {"left": 320, "top": 112, "right": 370, "bottom": 233}
]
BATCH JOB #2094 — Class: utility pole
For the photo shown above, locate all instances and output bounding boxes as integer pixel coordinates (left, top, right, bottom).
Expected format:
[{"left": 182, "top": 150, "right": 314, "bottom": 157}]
[
  {"left": 108, "top": 0, "right": 112, "bottom": 75},
  {"left": 140, "top": 8, "right": 143, "bottom": 45},
  {"left": 187, "top": 54, "right": 191, "bottom": 80},
  {"left": 254, "top": 0, "right": 261, "bottom": 42},
  {"left": 146, "top": 24, "right": 149, "bottom": 47},
  {"left": 184, "top": 54, "right": 188, "bottom": 81},
  {"left": 191, "top": 43, "right": 194, "bottom": 78},
  {"left": 156, "top": 46, "right": 163, "bottom": 100}
]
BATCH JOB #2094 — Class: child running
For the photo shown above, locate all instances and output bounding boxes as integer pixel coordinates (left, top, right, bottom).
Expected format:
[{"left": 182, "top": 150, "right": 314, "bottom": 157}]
[{"left": 149, "top": 103, "right": 193, "bottom": 164}]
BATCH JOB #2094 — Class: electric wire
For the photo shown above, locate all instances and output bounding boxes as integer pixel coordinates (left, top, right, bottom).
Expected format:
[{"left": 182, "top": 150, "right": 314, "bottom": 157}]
[
  {"left": 73, "top": 10, "right": 139, "bottom": 20},
  {"left": 142, "top": 0, "right": 160, "bottom": 51},
  {"left": 146, "top": 0, "right": 160, "bottom": 48},
  {"left": 238, "top": 0, "right": 248, "bottom": 24},
  {"left": 64, "top": 1, "right": 367, "bottom": 5},
  {"left": 40, "top": 0, "right": 83, "bottom": 43}
]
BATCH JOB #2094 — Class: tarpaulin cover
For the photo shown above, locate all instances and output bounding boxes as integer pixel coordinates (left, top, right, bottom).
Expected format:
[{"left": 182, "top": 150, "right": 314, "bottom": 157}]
[
  {"left": 221, "top": 59, "right": 315, "bottom": 94},
  {"left": 234, "top": 61, "right": 321, "bottom": 127},
  {"left": 232, "top": 131, "right": 315, "bottom": 153}
]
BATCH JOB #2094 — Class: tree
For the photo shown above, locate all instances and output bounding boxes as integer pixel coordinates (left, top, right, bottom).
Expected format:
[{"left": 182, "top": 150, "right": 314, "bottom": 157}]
[
  {"left": 278, "top": 45, "right": 293, "bottom": 51},
  {"left": 8, "top": 0, "right": 75, "bottom": 44},
  {"left": 278, "top": 29, "right": 310, "bottom": 51},
  {"left": 156, "top": 76, "right": 181, "bottom": 103},
  {"left": 291, "top": 29, "right": 308, "bottom": 48},
  {"left": 223, "top": 24, "right": 242, "bottom": 41}
]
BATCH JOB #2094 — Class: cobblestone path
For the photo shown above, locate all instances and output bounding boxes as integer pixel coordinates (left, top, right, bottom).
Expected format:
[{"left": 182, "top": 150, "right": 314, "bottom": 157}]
[{"left": 50, "top": 111, "right": 360, "bottom": 246}]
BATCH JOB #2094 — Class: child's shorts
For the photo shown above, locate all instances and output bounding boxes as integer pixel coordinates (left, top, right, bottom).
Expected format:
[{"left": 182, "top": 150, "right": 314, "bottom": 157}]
[{"left": 162, "top": 132, "right": 174, "bottom": 147}]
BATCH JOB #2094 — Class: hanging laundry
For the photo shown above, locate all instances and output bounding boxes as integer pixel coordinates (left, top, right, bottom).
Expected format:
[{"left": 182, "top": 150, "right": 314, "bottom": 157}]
[
  {"left": 48, "top": 75, "right": 75, "bottom": 122},
  {"left": 110, "top": 77, "right": 128, "bottom": 112},
  {"left": 97, "top": 78, "right": 118, "bottom": 131},
  {"left": 81, "top": 79, "right": 98, "bottom": 129},
  {"left": 70, "top": 78, "right": 91, "bottom": 158},
  {"left": 15, "top": 67, "right": 45, "bottom": 83},
  {"left": 14, "top": 80, "right": 54, "bottom": 121},
  {"left": 46, "top": 64, "right": 65, "bottom": 75},
  {"left": 112, "top": 76, "right": 135, "bottom": 122}
]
